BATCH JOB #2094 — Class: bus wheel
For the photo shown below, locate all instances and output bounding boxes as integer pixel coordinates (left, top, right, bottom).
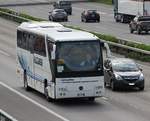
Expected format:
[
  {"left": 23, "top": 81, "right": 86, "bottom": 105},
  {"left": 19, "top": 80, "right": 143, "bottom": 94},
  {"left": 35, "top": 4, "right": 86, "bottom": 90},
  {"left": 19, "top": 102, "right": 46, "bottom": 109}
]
[
  {"left": 88, "top": 97, "right": 95, "bottom": 102},
  {"left": 24, "top": 70, "right": 30, "bottom": 91},
  {"left": 44, "top": 87, "right": 54, "bottom": 102}
]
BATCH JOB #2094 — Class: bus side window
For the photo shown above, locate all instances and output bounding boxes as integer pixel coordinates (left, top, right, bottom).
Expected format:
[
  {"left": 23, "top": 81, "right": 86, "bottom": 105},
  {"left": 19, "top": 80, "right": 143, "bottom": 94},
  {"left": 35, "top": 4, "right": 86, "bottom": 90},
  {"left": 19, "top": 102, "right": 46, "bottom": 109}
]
[
  {"left": 33, "top": 35, "right": 46, "bottom": 56},
  {"left": 17, "top": 30, "right": 22, "bottom": 48},
  {"left": 28, "top": 34, "right": 35, "bottom": 53},
  {"left": 22, "top": 32, "right": 28, "bottom": 50}
]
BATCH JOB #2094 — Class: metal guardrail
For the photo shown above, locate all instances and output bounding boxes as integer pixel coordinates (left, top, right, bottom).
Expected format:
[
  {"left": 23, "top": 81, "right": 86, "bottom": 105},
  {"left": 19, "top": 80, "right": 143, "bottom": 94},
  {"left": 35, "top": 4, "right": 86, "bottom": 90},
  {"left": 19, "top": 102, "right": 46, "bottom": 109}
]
[
  {"left": 0, "top": 10, "right": 31, "bottom": 22},
  {"left": 0, "top": 10, "right": 150, "bottom": 61},
  {"left": 0, "top": 109, "right": 18, "bottom": 121},
  {"left": 0, "top": 0, "right": 87, "bottom": 7},
  {"left": 103, "top": 40, "right": 150, "bottom": 55}
]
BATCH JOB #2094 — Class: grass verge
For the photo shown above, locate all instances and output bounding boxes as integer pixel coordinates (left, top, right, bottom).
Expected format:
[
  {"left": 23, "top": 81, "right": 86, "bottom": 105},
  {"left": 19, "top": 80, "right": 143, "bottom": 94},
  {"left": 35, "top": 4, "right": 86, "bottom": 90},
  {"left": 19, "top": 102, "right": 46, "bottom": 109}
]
[
  {"left": 0, "top": 7, "right": 149, "bottom": 62},
  {"left": 87, "top": 0, "right": 112, "bottom": 5}
]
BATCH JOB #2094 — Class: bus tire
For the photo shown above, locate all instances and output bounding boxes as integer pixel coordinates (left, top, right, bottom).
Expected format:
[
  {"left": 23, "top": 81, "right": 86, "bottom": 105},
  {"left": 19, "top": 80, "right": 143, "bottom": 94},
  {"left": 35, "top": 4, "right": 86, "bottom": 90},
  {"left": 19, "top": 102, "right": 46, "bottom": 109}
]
[
  {"left": 44, "top": 80, "right": 54, "bottom": 102},
  {"left": 24, "top": 70, "right": 30, "bottom": 91},
  {"left": 88, "top": 97, "right": 95, "bottom": 102},
  {"left": 45, "top": 87, "right": 51, "bottom": 102},
  {"left": 137, "top": 26, "right": 141, "bottom": 35},
  {"left": 45, "top": 88, "right": 55, "bottom": 102}
]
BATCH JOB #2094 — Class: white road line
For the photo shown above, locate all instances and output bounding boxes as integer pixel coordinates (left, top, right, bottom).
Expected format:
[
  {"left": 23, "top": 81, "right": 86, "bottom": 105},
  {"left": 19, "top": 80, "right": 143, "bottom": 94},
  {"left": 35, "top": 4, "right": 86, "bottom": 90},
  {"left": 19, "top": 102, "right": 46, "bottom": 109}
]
[
  {"left": 0, "top": 50, "right": 10, "bottom": 56},
  {"left": 0, "top": 109, "right": 18, "bottom": 121},
  {"left": 0, "top": 81, "right": 70, "bottom": 121}
]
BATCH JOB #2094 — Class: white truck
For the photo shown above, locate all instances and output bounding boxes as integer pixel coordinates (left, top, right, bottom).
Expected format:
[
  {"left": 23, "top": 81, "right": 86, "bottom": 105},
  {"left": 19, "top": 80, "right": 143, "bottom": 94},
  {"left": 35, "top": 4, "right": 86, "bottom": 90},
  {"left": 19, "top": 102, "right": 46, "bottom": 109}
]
[{"left": 113, "top": 0, "right": 150, "bottom": 23}]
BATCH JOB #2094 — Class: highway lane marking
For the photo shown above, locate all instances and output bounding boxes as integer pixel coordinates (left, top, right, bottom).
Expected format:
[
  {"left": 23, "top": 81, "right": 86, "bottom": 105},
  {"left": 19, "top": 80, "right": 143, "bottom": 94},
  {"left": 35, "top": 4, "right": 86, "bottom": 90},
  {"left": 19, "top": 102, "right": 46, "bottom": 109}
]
[
  {"left": 0, "top": 50, "right": 10, "bottom": 57},
  {"left": 0, "top": 109, "right": 18, "bottom": 121},
  {"left": 0, "top": 81, "right": 70, "bottom": 121}
]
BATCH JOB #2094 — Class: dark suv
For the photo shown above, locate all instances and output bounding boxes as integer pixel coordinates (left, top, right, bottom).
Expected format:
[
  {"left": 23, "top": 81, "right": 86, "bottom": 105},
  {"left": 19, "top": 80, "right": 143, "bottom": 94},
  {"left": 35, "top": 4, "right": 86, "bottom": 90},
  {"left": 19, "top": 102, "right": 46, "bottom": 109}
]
[
  {"left": 53, "top": 0, "right": 72, "bottom": 15},
  {"left": 104, "top": 58, "right": 144, "bottom": 91},
  {"left": 81, "top": 10, "right": 100, "bottom": 23},
  {"left": 49, "top": 9, "right": 68, "bottom": 22},
  {"left": 129, "top": 16, "right": 150, "bottom": 34}
]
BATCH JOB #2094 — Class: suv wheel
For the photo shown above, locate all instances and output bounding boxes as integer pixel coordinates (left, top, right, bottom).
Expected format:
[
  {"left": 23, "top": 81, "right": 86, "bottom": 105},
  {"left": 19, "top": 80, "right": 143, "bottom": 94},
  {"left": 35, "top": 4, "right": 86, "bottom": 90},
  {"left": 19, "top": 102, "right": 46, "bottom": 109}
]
[
  {"left": 88, "top": 97, "right": 95, "bottom": 102},
  {"left": 84, "top": 18, "right": 87, "bottom": 23},
  {"left": 121, "top": 15, "right": 125, "bottom": 23},
  {"left": 97, "top": 19, "right": 100, "bottom": 22},
  {"left": 111, "top": 80, "right": 117, "bottom": 91},
  {"left": 137, "top": 26, "right": 141, "bottom": 34},
  {"left": 145, "top": 30, "right": 149, "bottom": 34},
  {"left": 130, "top": 27, "right": 134, "bottom": 33}
]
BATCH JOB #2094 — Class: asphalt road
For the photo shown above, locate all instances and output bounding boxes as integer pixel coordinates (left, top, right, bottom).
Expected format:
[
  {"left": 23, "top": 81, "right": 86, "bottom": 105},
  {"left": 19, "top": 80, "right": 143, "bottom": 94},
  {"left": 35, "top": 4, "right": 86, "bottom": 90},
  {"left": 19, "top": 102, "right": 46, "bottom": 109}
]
[
  {"left": 2, "top": 2, "right": 150, "bottom": 45},
  {"left": 0, "top": 18, "right": 150, "bottom": 121}
]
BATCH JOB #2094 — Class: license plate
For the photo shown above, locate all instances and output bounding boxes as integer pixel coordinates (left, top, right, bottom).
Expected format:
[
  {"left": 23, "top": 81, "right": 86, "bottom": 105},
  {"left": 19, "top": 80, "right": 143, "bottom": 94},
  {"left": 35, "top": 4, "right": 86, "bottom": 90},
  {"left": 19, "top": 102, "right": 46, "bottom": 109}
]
[
  {"left": 77, "top": 93, "right": 85, "bottom": 97},
  {"left": 129, "top": 83, "right": 135, "bottom": 86},
  {"left": 91, "top": 15, "right": 95, "bottom": 17}
]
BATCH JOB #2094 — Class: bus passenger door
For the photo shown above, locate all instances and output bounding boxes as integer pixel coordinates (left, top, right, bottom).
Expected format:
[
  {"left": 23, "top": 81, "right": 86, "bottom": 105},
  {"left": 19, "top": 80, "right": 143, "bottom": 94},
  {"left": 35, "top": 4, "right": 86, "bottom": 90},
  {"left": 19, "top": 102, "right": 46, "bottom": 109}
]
[
  {"left": 46, "top": 40, "right": 55, "bottom": 98},
  {"left": 33, "top": 35, "right": 48, "bottom": 93},
  {"left": 27, "top": 34, "right": 35, "bottom": 88}
]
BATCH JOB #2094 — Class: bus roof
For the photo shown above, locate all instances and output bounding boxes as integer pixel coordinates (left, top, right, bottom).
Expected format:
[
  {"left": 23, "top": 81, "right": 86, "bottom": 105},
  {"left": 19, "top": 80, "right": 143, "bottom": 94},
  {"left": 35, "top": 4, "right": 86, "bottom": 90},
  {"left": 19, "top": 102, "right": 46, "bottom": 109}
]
[{"left": 18, "top": 21, "right": 99, "bottom": 42}]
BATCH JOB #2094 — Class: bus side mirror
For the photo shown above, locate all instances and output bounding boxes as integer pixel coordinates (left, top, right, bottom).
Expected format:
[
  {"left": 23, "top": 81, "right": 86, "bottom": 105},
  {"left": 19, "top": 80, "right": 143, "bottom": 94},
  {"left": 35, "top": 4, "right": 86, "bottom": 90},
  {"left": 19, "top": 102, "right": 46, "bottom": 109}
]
[
  {"left": 51, "top": 45, "right": 56, "bottom": 59},
  {"left": 53, "top": 2, "right": 57, "bottom": 7},
  {"left": 104, "top": 43, "right": 111, "bottom": 58},
  {"left": 139, "top": 67, "right": 142, "bottom": 71}
]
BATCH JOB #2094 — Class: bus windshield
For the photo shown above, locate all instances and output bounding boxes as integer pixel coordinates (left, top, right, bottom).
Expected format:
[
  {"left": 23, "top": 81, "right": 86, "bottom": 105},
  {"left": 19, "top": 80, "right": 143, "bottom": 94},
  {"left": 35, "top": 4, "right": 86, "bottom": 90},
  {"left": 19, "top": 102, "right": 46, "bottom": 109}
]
[{"left": 56, "top": 41, "right": 102, "bottom": 73}]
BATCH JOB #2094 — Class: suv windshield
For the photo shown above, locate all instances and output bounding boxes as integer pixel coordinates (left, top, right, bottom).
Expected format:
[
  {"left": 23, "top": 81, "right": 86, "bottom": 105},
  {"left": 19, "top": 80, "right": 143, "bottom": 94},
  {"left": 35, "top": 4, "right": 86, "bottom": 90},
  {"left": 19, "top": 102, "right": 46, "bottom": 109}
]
[
  {"left": 55, "top": 9, "right": 65, "bottom": 13},
  {"left": 59, "top": 1, "right": 71, "bottom": 6},
  {"left": 112, "top": 60, "right": 139, "bottom": 72},
  {"left": 56, "top": 41, "right": 102, "bottom": 73},
  {"left": 138, "top": 16, "right": 150, "bottom": 21},
  {"left": 88, "top": 10, "right": 97, "bottom": 13}
]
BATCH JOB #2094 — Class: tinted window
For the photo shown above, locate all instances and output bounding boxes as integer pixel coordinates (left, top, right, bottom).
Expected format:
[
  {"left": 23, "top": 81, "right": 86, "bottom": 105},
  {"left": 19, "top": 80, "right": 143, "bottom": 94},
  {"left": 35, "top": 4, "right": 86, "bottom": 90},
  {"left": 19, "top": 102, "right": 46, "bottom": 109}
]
[
  {"left": 17, "top": 30, "right": 22, "bottom": 48},
  {"left": 17, "top": 31, "right": 29, "bottom": 50},
  {"left": 138, "top": 16, "right": 150, "bottom": 21},
  {"left": 59, "top": 1, "right": 71, "bottom": 6},
  {"left": 55, "top": 9, "right": 65, "bottom": 13},
  {"left": 112, "top": 60, "right": 139, "bottom": 72},
  {"left": 34, "top": 35, "right": 46, "bottom": 56},
  {"left": 28, "top": 34, "right": 35, "bottom": 52},
  {"left": 56, "top": 41, "right": 102, "bottom": 72},
  {"left": 22, "top": 32, "right": 28, "bottom": 50},
  {"left": 88, "top": 10, "right": 97, "bottom": 14}
]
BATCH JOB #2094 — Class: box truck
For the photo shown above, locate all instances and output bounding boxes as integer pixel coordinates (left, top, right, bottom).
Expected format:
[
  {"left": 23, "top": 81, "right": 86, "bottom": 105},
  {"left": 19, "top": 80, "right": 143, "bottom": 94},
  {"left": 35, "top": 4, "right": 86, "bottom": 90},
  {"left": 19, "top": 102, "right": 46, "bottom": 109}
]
[{"left": 113, "top": 0, "right": 150, "bottom": 23}]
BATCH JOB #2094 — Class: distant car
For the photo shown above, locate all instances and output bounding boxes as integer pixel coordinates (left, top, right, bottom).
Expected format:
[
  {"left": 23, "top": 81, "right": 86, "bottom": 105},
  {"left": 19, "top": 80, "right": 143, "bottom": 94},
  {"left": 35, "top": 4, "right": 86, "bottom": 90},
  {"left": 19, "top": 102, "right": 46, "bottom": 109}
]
[
  {"left": 53, "top": 0, "right": 72, "bottom": 15},
  {"left": 104, "top": 58, "right": 144, "bottom": 91},
  {"left": 129, "top": 16, "right": 150, "bottom": 34},
  {"left": 49, "top": 9, "right": 68, "bottom": 22},
  {"left": 81, "top": 10, "right": 100, "bottom": 22}
]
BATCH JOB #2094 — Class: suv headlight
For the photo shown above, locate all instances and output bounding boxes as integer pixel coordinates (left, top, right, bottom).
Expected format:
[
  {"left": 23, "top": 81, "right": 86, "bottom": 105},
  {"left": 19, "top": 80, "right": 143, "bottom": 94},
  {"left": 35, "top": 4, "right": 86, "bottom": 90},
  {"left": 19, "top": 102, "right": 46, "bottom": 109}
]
[
  {"left": 139, "top": 73, "right": 144, "bottom": 80},
  {"left": 115, "top": 74, "right": 122, "bottom": 80}
]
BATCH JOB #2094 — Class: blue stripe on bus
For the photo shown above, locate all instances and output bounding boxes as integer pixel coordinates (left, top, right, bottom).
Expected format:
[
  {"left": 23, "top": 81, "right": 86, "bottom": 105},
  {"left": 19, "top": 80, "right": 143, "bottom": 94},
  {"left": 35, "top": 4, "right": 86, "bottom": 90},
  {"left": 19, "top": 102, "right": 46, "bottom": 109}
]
[{"left": 18, "top": 55, "right": 45, "bottom": 82}]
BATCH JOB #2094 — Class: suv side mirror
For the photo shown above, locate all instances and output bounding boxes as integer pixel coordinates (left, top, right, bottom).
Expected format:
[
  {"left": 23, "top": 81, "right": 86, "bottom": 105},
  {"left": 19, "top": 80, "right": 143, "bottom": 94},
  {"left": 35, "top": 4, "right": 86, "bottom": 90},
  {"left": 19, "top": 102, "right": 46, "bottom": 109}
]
[
  {"left": 139, "top": 67, "right": 142, "bottom": 71},
  {"left": 53, "top": 2, "right": 56, "bottom": 7}
]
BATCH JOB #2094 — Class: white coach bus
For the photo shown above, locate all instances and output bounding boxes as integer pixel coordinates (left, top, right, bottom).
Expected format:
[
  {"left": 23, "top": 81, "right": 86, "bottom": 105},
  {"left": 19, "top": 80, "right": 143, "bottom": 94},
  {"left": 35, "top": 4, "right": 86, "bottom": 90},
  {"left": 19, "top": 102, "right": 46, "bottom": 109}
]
[{"left": 17, "top": 21, "right": 105, "bottom": 102}]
